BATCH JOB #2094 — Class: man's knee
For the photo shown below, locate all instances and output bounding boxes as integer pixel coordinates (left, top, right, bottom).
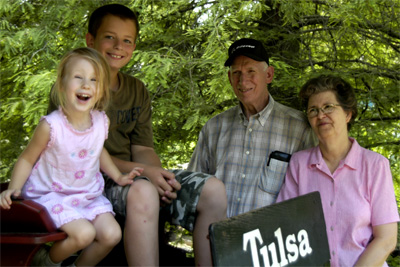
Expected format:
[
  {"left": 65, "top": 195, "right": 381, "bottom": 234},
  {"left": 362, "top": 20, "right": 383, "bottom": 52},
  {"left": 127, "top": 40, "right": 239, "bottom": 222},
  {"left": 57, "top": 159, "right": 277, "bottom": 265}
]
[
  {"left": 199, "top": 177, "right": 227, "bottom": 212},
  {"left": 203, "top": 177, "right": 226, "bottom": 197}
]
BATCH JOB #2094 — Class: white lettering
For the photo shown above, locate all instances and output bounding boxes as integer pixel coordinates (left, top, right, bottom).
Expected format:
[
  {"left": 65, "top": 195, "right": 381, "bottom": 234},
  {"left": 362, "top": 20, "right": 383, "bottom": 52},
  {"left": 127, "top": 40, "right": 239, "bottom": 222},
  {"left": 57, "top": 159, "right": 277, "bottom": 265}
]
[
  {"left": 232, "top": 44, "right": 256, "bottom": 53},
  {"left": 243, "top": 229, "right": 263, "bottom": 267},
  {"left": 268, "top": 242, "right": 280, "bottom": 267},
  {"left": 260, "top": 245, "right": 270, "bottom": 266},
  {"left": 298, "top": 230, "right": 312, "bottom": 257},
  {"left": 243, "top": 228, "right": 312, "bottom": 266},
  {"left": 285, "top": 234, "right": 299, "bottom": 263},
  {"left": 274, "top": 228, "right": 289, "bottom": 266}
]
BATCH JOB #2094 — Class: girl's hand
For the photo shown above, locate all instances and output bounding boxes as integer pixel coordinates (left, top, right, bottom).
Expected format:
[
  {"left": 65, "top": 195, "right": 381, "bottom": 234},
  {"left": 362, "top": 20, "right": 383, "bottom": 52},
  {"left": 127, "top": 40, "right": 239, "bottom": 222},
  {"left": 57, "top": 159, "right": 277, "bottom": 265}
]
[
  {"left": 115, "top": 167, "right": 144, "bottom": 186},
  {"left": 0, "top": 189, "right": 21, "bottom": 209}
]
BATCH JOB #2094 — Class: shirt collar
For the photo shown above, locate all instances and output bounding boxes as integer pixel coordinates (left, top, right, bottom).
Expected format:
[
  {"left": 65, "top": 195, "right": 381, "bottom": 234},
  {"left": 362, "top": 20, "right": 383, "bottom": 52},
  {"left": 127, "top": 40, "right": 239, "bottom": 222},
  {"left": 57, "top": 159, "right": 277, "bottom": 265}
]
[
  {"left": 238, "top": 94, "right": 274, "bottom": 126},
  {"left": 342, "top": 137, "right": 359, "bottom": 170},
  {"left": 310, "top": 137, "right": 359, "bottom": 170}
]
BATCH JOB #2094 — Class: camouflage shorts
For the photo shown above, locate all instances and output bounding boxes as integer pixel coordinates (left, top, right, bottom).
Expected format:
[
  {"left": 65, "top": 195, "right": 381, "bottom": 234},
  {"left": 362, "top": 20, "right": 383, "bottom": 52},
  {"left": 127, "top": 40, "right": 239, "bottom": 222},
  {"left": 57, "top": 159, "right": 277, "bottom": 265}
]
[
  {"left": 104, "top": 176, "right": 149, "bottom": 217},
  {"left": 104, "top": 170, "right": 212, "bottom": 231}
]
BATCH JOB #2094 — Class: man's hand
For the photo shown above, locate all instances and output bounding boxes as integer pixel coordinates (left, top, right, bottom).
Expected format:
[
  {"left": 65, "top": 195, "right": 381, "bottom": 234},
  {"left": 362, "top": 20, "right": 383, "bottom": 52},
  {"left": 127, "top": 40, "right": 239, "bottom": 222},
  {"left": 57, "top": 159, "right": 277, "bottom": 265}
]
[{"left": 142, "top": 166, "right": 181, "bottom": 204}]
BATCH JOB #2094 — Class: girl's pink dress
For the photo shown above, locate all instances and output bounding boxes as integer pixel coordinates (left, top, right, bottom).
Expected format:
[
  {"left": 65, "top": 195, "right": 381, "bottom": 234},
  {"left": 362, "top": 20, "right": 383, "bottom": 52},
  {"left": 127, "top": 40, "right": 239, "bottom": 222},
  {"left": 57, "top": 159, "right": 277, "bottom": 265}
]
[{"left": 22, "top": 108, "right": 114, "bottom": 228}]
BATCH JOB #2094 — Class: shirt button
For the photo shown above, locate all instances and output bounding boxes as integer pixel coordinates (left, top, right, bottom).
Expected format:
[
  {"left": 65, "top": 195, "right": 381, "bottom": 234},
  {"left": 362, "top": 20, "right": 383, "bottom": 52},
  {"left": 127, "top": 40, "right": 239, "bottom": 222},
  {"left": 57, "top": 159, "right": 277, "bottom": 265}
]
[
  {"left": 331, "top": 226, "right": 334, "bottom": 231},
  {"left": 249, "top": 128, "right": 253, "bottom": 132},
  {"left": 330, "top": 201, "right": 334, "bottom": 206},
  {"left": 245, "top": 151, "right": 250, "bottom": 155},
  {"left": 332, "top": 251, "right": 335, "bottom": 256},
  {"left": 242, "top": 174, "right": 246, "bottom": 178},
  {"left": 237, "top": 198, "right": 241, "bottom": 202}
]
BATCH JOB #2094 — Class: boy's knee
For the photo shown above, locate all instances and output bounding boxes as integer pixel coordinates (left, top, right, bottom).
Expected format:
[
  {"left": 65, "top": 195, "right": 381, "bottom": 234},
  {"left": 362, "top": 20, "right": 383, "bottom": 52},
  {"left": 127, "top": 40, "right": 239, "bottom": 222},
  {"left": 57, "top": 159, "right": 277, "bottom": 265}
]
[
  {"left": 128, "top": 179, "right": 157, "bottom": 198},
  {"left": 126, "top": 179, "right": 159, "bottom": 215}
]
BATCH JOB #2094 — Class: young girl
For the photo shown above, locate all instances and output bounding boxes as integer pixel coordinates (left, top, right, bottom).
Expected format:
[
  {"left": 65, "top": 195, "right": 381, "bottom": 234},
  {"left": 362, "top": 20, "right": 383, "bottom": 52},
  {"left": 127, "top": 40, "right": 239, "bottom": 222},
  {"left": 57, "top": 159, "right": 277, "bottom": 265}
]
[{"left": 0, "top": 47, "right": 143, "bottom": 266}]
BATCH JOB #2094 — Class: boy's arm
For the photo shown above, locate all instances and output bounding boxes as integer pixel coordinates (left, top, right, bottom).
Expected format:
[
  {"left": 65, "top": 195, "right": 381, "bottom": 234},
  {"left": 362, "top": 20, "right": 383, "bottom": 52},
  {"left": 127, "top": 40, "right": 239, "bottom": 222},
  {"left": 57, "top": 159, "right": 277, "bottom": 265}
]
[
  {"left": 108, "top": 145, "right": 160, "bottom": 172},
  {"left": 131, "top": 145, "right": 162, "bottom": 167},
  {"left": 132, "top": 145, "right": 181, "bottom": 203},
  {"left": 109, "top": 145, "right": 181, "bottom": 204},
  {"left": 99, "top": 148, "right": 142, "bottom": 186}
]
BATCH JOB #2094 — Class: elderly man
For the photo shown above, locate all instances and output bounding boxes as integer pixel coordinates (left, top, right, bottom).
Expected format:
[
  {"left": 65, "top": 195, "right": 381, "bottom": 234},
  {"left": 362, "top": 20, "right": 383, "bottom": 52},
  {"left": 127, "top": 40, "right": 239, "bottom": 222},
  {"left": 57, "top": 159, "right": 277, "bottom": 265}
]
[{"left": 188, "top": 38, "right": 316, "bottom": 217}]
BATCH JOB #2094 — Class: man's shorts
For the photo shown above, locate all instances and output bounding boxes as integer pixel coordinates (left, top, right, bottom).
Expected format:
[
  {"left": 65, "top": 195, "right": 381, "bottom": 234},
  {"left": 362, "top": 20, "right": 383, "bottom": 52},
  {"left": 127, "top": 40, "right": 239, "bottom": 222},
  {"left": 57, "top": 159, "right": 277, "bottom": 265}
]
[{"left": 104, "top": 170, "right": 213, "bottom": 232}]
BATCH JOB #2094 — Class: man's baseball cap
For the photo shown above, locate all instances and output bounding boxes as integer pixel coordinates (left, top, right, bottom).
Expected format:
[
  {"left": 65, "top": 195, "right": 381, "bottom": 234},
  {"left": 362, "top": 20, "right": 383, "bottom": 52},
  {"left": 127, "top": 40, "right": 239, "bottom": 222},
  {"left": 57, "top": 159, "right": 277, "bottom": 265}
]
[{"left": 224, "top": 38, "right": 269, "bottom": 67}]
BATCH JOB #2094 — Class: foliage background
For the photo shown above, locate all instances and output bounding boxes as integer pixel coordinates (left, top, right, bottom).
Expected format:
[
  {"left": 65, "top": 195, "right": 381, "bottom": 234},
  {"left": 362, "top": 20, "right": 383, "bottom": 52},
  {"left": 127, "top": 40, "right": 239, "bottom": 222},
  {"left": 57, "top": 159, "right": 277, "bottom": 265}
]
[{"left": 1, "top": 0, "right": 399, "bottom": 262}]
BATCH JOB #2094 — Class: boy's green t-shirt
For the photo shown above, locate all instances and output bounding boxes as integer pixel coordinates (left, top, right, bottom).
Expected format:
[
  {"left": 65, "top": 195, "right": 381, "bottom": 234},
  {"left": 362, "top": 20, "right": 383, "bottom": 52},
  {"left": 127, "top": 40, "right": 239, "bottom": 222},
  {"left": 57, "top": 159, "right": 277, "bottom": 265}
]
[{"left": 105, "top": 72, "right": 154, "bottom": 162}]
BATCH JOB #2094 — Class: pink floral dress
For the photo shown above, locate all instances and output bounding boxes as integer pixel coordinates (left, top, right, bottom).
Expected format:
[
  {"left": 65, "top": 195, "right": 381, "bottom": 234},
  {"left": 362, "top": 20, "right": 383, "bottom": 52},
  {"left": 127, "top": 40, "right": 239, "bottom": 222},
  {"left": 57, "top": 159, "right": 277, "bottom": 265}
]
[{"left": 22, "top": 108, "right": 114, "bottom": 228}]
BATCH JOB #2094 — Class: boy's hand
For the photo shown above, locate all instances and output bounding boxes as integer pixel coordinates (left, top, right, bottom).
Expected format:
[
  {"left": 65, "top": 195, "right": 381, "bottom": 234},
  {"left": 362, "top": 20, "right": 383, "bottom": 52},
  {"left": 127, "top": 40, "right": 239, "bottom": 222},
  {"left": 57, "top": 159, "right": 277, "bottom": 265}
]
[
  {"left": 115, "top": 167, "right": 144, "bottom": 186},
  {"left": 0, "top": 189, "right": 21, "bottom": 209},
  {"left": 142, "top": 166, "right": 181, "bottom": 204},
  {"left": 162, "top": 176, "right": 181, "bottom": 204}
]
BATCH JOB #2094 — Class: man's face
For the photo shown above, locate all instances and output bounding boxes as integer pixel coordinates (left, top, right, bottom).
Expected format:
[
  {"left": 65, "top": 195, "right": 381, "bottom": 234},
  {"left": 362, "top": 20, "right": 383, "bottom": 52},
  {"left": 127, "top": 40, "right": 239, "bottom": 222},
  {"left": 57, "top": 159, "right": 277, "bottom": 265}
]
[
  {"left": 228, "top": 55, "right": 274, "bottom": 116},
  {"left": 86, "top": 15, "right": 137, "bottom": 72}
]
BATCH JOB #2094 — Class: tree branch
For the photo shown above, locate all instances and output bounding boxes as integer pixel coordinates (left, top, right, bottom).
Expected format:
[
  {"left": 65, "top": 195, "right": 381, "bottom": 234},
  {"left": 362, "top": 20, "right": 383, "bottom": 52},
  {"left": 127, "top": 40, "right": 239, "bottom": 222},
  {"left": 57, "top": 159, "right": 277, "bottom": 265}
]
[
  {"left": 363, "top": 116, "right": 400, "bottom": 122},
  {"left": 303, "top": 60, "right": 400, "bottom": 80},
  {"left": 364, "top": 19, "right": 400, "bottom": 40},
  {"left": 364, "top": 140, "right": 400, "bottom": 149}
]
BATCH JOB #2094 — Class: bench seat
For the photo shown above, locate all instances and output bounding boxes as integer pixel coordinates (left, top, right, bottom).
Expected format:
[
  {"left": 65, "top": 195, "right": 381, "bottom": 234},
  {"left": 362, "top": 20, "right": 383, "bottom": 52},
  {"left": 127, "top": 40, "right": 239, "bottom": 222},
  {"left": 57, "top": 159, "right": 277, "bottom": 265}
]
[{"left": 0, "top": 184, "right": 67, "bottom": 266}]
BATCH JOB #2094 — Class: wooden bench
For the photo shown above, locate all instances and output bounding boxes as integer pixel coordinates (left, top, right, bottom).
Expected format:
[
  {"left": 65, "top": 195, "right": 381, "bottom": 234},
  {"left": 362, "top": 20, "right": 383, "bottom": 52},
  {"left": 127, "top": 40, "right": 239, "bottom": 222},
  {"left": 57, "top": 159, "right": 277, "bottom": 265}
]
[
  {"left": 0, "top": 183, "right": 68, "bottom": 266},
  {"left": 0, "top": 183, "right": 193, "bottom": 267}
]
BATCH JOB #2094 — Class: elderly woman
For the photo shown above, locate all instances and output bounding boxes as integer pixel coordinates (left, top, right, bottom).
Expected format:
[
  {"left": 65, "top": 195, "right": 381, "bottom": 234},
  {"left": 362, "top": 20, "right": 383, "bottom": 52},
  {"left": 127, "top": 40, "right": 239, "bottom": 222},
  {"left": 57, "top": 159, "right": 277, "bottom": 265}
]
[{"left": 276, "top": 75, "right": 399, "bottom": 266}]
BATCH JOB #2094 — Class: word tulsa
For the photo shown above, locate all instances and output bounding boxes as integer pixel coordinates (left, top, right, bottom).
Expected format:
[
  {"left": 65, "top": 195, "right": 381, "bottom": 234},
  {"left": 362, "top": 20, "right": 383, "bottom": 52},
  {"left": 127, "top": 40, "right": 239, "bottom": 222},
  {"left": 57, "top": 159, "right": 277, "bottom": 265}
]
[{"left": 243, "top": 227, "right": 312, "bottom": 267}]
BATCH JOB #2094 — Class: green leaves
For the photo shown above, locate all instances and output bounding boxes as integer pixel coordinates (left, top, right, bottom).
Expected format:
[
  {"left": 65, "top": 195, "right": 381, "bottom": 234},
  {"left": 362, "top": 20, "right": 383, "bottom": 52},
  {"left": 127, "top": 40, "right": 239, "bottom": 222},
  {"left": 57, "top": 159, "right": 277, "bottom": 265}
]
[
  {"left": 1, "top": 1, "right": 398, "bottom": 257},
  {"left": 1, "top": 0, "right": 399, "bottom": 186}
]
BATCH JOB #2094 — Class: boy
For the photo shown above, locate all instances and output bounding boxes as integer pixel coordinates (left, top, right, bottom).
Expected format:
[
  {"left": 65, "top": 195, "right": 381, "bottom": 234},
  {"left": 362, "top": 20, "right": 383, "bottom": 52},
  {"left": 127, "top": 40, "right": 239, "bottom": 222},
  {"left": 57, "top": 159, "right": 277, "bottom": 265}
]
[{"left": 67, "top": 4, "right": 226, "bottom": 266}]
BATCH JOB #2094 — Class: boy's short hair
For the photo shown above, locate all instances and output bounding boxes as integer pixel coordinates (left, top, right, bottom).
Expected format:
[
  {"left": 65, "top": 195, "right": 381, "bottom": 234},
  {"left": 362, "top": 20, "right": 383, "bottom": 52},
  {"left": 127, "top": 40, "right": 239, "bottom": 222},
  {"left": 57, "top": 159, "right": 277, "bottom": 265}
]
[
  {"left": 88, "top": 4, "right": 139, "bottom": 41},
  {"left": 51, "top": 47, "right": 111, "bottom": 113}
]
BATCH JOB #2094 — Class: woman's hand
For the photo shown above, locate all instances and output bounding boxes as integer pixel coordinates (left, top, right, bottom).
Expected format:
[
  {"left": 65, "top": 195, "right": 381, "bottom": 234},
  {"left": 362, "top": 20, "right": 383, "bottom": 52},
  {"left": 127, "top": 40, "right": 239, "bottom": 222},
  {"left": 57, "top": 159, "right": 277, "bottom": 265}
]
[{"left": 354, "top": 223, "right": 398, "bottom": 266}]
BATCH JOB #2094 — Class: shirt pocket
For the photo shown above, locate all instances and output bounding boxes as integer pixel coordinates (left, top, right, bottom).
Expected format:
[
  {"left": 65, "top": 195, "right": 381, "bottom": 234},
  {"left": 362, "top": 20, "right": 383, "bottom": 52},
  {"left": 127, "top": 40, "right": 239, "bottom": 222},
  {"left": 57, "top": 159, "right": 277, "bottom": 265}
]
[{"left": 258, "top": 158, "right": 289, "bottom": 195}]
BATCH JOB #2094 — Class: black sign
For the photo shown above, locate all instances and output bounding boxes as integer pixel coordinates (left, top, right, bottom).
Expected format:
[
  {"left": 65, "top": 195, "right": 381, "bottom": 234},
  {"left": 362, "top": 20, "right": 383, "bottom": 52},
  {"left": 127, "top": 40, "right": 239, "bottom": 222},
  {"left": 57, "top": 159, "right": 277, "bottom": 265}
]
[{"left": 209, "top": 191, "right": 330, "bottom": 266}]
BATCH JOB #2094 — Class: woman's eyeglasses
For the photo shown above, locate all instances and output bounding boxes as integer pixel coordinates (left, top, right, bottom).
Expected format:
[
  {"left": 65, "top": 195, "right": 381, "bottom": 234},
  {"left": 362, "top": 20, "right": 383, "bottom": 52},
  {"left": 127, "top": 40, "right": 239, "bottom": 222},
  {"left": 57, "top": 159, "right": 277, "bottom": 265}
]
[{"left": 307, "top": 104, "right": 341, "bottom": 118}]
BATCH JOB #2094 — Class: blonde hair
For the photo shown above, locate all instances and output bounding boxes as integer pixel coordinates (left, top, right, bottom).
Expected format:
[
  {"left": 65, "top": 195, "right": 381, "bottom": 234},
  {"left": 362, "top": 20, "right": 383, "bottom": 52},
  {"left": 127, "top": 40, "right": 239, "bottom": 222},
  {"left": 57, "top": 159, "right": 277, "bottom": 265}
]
[{"left": 51, "top": 47, "right": 111, "bottom": 112}]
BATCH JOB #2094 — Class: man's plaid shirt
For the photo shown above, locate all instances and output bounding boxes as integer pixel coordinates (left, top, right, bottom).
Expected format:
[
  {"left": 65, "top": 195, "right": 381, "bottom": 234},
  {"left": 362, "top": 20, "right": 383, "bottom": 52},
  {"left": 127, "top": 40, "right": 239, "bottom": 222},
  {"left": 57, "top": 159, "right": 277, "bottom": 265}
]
[{"left": 188, "top": 95, "right": 317, "bottom": 217}]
